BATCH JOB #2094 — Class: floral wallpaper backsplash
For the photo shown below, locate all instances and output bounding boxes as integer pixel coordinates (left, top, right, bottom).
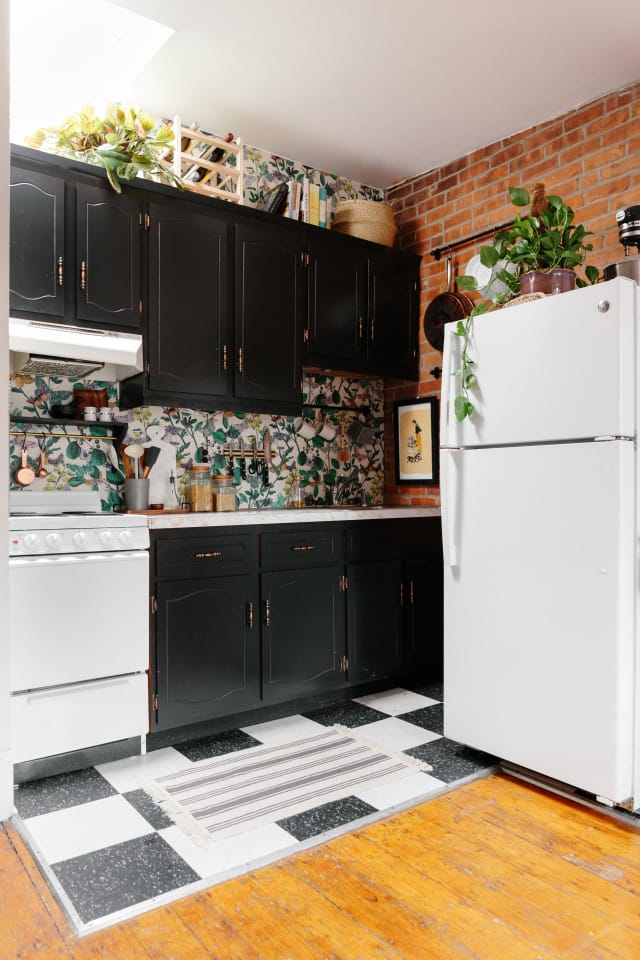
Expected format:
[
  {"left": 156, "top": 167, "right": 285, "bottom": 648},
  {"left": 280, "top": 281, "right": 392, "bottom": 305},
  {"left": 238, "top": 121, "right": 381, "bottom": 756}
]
[
  {"left": 242, "top": 143, "right": 383, "bottom": 216},
  {"left": 9, "top": 374, "right": 384, "bottom": 512}
]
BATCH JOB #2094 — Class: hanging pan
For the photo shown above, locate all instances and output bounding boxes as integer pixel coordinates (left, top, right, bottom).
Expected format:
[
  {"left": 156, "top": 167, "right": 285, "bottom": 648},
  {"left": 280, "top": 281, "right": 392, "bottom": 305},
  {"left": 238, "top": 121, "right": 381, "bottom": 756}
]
[{"left": 423, "top": 255, "right": 473, "bottom": 352}]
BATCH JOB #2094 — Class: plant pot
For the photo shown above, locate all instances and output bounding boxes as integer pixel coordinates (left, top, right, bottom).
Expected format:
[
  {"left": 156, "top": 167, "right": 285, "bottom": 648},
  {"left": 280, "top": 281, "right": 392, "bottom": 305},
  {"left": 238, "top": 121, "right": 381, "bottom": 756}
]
[
  {"left": 518, "top": 270, "right": 550, "bottom": 295},
  {"left": 547, "top": 268, "right": 576, "bottom": 295}
]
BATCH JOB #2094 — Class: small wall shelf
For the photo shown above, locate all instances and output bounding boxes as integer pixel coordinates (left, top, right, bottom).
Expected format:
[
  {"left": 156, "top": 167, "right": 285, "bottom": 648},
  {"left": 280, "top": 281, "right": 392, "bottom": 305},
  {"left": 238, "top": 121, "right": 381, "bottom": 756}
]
[{"left": 9, "top": 416, "right": 128, "bottom": 451}]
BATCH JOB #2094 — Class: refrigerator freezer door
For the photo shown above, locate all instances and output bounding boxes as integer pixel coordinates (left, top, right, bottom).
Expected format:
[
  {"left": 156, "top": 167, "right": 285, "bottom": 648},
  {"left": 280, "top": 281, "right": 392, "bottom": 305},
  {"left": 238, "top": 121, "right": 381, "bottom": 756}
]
[
  {"left": 441, "top": 277, "right": 637, "bottom": 448},
  {"left": 443, "top": 439, "right": 635, "bottom": 804}
]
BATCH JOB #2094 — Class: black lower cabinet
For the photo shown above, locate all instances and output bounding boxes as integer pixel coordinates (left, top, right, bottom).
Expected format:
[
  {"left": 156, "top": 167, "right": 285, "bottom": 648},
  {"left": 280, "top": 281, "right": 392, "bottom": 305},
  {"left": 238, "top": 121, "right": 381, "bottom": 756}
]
[
  {"left": 261, "top": 566, "right": 345, "bottom": 703},
  {"left": 154, "top": 574, "right": 259, "bottom": 731},
  {"left": 346, "top": 559, "right": 404, "bottom": 684},
  {"left": 405, "top": 556, "right": 443, "bottom": 678}
]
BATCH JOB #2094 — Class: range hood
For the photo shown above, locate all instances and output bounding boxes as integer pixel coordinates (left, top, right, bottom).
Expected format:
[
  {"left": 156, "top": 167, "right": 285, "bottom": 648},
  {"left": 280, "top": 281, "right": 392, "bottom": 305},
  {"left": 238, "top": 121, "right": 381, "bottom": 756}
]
[{"left": 9, "top": 317, "right": 143, "bottom": 382}]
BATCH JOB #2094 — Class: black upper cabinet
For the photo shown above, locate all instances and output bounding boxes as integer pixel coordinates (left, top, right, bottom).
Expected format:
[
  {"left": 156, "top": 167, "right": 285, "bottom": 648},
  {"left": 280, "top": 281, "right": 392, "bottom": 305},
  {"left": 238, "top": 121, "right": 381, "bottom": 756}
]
[
  {"left": 367, "top": 249, "right": 419, "bottom": 377},
  {"left": 305, "top": 232, "right": 367, "bottom": 365},
  {"left": 234, "top": 221, "right": 304, "bottom": 410},
  {"left": 147, "top": 198, "right": 231, "bottom": 401},
  {"left": 76, "top": 182, "right": 142, "bottom": 328},
  {"left": 10, "top": 165, "right": 65, "bottom": 318}
]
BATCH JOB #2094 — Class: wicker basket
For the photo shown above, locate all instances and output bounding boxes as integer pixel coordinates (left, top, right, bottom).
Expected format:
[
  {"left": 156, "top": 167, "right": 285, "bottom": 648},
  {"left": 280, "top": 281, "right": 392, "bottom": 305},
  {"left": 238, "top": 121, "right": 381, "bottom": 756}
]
[{"left": 332, "top": 199, "right": 397, "bottom": 247}]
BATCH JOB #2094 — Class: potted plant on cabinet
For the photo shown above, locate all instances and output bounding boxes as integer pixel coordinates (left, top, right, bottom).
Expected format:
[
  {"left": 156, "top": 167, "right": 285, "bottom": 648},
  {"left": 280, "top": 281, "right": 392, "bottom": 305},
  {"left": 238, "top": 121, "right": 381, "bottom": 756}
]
[
  {"left": 25, "top": 103, "right": 180, "bottom": 194},
  {"left": 451, "top": 184, "right": 600, "bottom": 421}
]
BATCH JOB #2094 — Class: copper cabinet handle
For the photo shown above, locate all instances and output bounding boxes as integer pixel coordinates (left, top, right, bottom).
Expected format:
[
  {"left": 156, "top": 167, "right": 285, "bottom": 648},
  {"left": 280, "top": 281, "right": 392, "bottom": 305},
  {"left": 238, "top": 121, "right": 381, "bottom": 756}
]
[
  {"left": 370, "top": 316, "right": 375, "bottom": 341},
  {"left": 222, "top": 344, "right": 228, "bottom": 371},
  {"left": 358, "top": 316, "right": 364, "bottom": 340},
  {"left": 57, "top": 256, "right": 64, "bottom": 287},
  {"left": 399, "top": 582, "right": 404, "bottom": 606},
  {"left": 264, "top": 599, "right": 271, "bottom": 627},
  {"left": 409, "top": 578, "right": 415, "bottom": 605},
  {"left": 193, "top": 551, "right": 222, "bottom": 559},
  {"left": 237, "top": 347, "right": 244, "bottom": 374},
  {"left": 80, "top": 260, "right": 86, "bottom": 291},
  {"left": 248, "top": 601, "right": 254, "bottom": 630},
  {"left": 291, "top": 545, "right": 316, "bottom": 552}
]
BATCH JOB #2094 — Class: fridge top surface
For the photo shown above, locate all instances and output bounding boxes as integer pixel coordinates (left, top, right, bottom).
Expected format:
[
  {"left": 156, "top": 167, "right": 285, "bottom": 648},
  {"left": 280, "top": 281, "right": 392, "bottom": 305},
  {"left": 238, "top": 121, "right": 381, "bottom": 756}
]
[{"left": 440, "top": 277, "right": 638, "bottom": 449}]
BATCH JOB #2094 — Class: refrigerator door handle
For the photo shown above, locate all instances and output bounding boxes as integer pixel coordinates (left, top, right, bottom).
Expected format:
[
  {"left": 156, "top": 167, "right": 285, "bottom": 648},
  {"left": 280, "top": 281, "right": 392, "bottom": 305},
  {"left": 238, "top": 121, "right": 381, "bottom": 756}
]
[{"left": 441, "top": 447, "right": 460, "bottom": 568}]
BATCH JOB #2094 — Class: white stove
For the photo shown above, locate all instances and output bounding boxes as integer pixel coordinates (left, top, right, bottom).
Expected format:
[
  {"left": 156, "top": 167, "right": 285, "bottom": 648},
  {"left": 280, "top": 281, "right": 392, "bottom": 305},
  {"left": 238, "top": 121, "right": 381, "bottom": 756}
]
[
  {"left": 9, "top": 490, "right": 148, "bottom": 555},
  {"left": 8, "top": 489, "right": 150, "bottom": 771}
]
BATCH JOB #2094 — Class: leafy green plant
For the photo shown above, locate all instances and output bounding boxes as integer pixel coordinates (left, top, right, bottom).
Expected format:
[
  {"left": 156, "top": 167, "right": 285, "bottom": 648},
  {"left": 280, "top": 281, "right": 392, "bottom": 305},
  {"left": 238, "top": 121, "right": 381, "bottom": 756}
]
[
  {"left": 451, "top": 185, "right": 600, "bottom": 422},
  {"left": 25, "top": 104, "right": 181, "bottom": 194}
]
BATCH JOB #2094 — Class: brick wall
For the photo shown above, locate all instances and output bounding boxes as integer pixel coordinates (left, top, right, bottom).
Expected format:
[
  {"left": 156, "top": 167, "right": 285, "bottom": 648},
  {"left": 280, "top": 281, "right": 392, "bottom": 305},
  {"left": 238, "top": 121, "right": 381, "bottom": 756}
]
[{"left": 383, "top": 81, "right": 640, "bottom": 505}]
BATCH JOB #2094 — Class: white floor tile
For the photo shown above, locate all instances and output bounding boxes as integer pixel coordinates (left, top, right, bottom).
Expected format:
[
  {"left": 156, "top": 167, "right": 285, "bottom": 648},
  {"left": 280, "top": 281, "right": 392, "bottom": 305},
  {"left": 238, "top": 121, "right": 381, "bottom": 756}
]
[
  {"left": 354, "top": 770, "right": 445, "bottom": 809},
  {"left": 354, "top": 687, "right": 439, "bottom": 715},
  {"left": 159, "top": 822, "right": 294, "bottom": 878},
  {"left": 96, "top": 747, "right": 190, "bottom": 793},
  {"left": 241, "top": 714, "right": 327, "bottom": 745},
  {"left": 23, "top": 795, "right": 153, "bottom": 864},
  {"left": 355, "top": 717, "right": 442, "bottom": 752}
]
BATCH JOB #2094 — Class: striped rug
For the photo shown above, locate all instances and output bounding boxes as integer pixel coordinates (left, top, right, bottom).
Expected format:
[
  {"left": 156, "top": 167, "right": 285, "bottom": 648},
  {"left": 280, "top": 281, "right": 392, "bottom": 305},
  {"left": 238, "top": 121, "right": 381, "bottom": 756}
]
[{"left": 143, "top": 726, "right": 430, "bottom": 843}]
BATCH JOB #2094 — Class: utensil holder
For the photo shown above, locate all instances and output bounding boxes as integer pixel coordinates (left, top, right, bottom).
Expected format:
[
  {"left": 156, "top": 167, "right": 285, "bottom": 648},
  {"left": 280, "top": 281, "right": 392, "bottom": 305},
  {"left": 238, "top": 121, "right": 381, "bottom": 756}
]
[{"left": 124, "top": 478, "right": 150, "bottom": 511}]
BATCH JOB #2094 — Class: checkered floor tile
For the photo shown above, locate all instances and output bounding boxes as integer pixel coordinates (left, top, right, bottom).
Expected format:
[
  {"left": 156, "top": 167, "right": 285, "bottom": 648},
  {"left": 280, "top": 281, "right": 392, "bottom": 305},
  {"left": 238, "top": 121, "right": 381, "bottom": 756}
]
[{"left": 12, "top": 684, "right": 495, "bottom": 934}]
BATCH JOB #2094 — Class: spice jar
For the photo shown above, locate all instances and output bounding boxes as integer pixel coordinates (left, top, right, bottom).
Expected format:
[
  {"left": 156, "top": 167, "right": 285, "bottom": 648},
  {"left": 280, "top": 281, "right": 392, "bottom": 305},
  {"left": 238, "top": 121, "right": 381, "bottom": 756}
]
[
  {"left": 189, "top": 465, "right": 213, "bottom": 512},
  {"left": 211, "top": 473, "right": 236, "bottom": 512}
]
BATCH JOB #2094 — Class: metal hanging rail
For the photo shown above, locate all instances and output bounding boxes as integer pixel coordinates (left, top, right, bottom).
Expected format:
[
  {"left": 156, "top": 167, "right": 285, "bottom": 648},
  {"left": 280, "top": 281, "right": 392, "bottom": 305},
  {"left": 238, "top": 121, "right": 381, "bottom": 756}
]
[{"left": 429, "top": 219, "right": 514, "bottom": 260}]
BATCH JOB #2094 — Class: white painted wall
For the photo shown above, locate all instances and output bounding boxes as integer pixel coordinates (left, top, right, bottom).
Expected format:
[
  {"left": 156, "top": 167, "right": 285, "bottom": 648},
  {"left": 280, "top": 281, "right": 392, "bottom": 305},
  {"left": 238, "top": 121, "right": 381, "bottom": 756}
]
[{"left": 0, "top": 0, "right": 11, "bottom": 821}]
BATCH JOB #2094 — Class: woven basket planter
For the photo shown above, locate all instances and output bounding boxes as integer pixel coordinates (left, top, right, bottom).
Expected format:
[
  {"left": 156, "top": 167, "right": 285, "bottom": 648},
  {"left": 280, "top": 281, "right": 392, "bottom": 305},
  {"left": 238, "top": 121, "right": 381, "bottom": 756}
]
[{"left": 332, "top": 199, "right": 397, "bottom": 247}]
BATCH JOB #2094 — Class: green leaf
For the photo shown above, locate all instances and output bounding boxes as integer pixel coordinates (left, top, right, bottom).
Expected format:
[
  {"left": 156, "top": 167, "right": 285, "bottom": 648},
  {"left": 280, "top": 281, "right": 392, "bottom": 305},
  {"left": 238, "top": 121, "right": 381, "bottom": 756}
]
[
  {"left": 454, "top": 320, "right": 467, "bottom": 336},
  {"left": 585, "top": 265, "right": 600, "bottom": 284},
  {"left": 66, "top": 440, "right": 81, "bottom": 459},
  {"left": 509, "top": 186, "right": 530, "bottom": 207},
  {"left": 456, "top": 274, "right": 477, "bottom": 291},
  {"left": 454, "top": 395, "right": 474, "bottom": 421},
  {"left": 463, "top": 373, "right": 478, "bottom": 389},
  {"left": 479, "top": 245, "right": 500, "bottom": 268},
  {"left": 211, "top": 429, "right": 228, "bottom": 445}
]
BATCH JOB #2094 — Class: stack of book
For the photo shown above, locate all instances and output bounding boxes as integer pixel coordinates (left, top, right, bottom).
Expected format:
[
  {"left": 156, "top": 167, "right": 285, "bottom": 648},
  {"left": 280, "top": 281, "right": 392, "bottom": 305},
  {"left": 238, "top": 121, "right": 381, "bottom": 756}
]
[{"left": 259, "top": 177, "right": 328, "bottom": 227}]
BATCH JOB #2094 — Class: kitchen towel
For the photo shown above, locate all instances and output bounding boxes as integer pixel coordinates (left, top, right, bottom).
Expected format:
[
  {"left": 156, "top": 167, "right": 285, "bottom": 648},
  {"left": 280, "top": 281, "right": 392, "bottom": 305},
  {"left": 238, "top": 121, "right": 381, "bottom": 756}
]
[{"left": 141, "top": 726, "right": 431, "bottom": 844}]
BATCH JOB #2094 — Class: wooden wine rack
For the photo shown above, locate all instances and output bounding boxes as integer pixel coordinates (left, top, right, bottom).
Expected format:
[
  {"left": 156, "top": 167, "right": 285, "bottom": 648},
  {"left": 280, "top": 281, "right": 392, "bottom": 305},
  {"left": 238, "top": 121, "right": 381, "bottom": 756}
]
[{"left": 167, "top": 116, "right": 244, "bottom": 204}]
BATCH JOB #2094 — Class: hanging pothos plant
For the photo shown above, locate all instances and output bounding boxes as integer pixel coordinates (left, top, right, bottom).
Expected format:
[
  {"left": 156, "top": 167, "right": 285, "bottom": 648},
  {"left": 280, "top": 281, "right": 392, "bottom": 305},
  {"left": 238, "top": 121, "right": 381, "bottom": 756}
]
[
  {"left": 452, "top": 184, "right": 599, "bottom": 422},
  {"left": 25, "top": 104, "right": 181, "bottom": 194}
]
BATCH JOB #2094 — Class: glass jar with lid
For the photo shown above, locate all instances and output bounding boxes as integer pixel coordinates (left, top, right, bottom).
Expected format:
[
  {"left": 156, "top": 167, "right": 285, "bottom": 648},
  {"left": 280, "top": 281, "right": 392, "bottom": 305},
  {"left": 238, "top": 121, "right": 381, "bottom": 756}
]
[
  {"left": 211, "top": 473, "right": 236, "bottom": 512},
  {"left": 189, "top": 465, "right": 213, "bottom": 512}
]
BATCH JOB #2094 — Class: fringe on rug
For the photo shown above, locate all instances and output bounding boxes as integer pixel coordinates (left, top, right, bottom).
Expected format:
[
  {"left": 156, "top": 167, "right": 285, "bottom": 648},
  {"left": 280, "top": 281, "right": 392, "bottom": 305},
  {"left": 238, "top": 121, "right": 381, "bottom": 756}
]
[{"left": 333, "top": 724, "right": 433, "bottom": 772}]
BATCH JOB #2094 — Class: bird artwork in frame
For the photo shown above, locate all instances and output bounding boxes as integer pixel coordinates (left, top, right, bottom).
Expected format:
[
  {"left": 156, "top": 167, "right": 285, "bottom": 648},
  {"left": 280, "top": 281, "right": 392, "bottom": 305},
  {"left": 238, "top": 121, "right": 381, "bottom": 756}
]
[{"left": 393, "top": 396, "right": 438, "bottom": 485}]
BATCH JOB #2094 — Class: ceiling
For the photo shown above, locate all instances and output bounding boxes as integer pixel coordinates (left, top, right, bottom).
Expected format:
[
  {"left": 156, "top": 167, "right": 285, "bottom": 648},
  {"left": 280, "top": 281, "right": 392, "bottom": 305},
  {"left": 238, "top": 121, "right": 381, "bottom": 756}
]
[{"left": 10, "top": 0, "right": 640, "bottom": 189}]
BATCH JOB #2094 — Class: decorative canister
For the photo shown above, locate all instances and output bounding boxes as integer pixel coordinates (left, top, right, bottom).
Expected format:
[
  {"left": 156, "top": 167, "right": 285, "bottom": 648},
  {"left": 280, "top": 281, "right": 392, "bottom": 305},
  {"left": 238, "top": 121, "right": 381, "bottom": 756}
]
[
  {"left": 211, "top": 473, "right": 236, "bottom": 512},
  {"left": 189, "top": 465, "right": 213, "bottom": 512}
]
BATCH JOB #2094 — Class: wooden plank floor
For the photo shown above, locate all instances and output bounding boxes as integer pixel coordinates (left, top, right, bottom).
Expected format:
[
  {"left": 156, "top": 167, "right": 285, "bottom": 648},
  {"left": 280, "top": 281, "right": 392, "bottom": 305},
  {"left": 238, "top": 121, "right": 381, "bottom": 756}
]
[{"left": 2, "top": 772, "right": 640, "bottom": 959}]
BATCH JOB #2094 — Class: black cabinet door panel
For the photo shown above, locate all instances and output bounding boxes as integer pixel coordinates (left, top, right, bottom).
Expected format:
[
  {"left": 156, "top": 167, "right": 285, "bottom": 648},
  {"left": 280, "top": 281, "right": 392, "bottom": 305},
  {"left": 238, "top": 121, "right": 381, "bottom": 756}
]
[
  {"left": 306, "top": 235, "right": 366, "bottom": 362},
  {"left": 148, "top": 199, "right": 230, "bottom": 399},
  {"left": 10, "top": 166, "right": 65, "bottom": 316},
  {"left": 347, "top": 559, "right": 404, "bottom": 684},
  {"left": 76, "top": 183, "right": 141, "bottom": 327},
  {"left": 234, "top": 222, "right": 302, "bottom": 406},
  {"left": 155, "top": 575, "right": 259, "bottom": 730},
  {"left": 367, "top": 252, "right": 418, "bottom": 374},
  {"left": 262, "top": 567, "right": 344, "bottom": 702}
]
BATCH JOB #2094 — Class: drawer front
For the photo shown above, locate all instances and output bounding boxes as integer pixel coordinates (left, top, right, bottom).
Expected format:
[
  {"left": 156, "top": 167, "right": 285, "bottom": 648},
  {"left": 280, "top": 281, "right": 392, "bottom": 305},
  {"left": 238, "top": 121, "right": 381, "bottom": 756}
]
[
  {"left": 261, "top": 528, "right": 343, "bottom": 570},
  {"left": 155, "top": 533, "right": 255, "bottom": 579},
  {"left": 346, "top": 518, "right": 440, "bottom": 562},
  {"left": 11, "top": 674, "right": 148, "bottom": 764}
]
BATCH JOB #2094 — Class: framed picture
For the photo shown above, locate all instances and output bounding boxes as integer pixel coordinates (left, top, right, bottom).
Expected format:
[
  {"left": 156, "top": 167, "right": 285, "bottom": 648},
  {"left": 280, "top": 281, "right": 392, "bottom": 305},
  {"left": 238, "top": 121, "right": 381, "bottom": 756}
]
[{"left": 393, "top": 396, "right": 439, "bottom": 486}]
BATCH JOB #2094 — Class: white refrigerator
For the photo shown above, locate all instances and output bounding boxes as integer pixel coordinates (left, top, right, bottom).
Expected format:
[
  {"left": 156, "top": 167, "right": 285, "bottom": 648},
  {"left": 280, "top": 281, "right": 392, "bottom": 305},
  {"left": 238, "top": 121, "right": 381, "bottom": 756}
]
[{"left": 440, "top": 276, "right": 640, "bottom": 810}]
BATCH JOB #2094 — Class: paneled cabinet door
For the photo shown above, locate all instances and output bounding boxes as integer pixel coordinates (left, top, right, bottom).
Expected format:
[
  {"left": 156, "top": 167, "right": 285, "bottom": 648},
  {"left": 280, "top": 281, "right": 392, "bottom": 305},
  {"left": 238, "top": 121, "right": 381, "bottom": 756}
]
[
  {"left": 405, "top": 557, "right": 443, "bottom": 679},
  {"left": 346, "top": 559, "right": 404, "bottom": 685},
  {"left": 261, "top": 567, "right": 345, "bottom": 703},
  {"left": 76, "top": 182, "right": 142, "bottom": 328},
  {"left": 147, "top": 199, "right": 231, "bottom": 400},
  {"left": 234, "top": 221, "right": 304, "bottom": 407},
  {"left": 10, "top": 165, "right": 65, "bottom": 317},
  {"left": 305, "top": 233, "right": 367, "bottom": 363},
  {"left": 367, "top": 251, "right": 419, "bottom": 376},
  {"left": 154, "top": 575, "right": 259, "bottom": 731}
]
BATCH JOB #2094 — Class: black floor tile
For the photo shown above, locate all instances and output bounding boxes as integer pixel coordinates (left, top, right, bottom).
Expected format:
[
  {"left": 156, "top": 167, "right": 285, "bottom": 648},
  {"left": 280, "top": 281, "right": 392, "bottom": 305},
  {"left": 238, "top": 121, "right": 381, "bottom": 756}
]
[
  {"left": 14, "top": 768, "right": 117, "bottom": 820},
  {"left": 302, "top": 701, "right": 388, "bottom": 728},
  {"left": 173, "top": 728, "right": 261, "bottom": 762},
  {"left": 276, "top": 795, "right": 377, "bottom": 841},
  {"left": 51, "top": 833, "right": 200, "bottom": 924},
  {"left": 405, "top": 737, "right": 496, "bottom": 784},
  {"left": 404, "top": 680, "right": 443, "bottom": 702},
  {"left": 398, "top": 703, "right": 444, "bottom": 735},
  {"left": 122, "top": 789, "right": 174, "bottom": 830}
]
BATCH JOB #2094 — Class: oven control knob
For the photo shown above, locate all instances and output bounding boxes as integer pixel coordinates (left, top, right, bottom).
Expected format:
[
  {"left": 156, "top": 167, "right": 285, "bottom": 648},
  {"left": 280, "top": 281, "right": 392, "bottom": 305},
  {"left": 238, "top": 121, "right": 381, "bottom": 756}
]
[
  {"left": 72, "top": 532, "right": 87, "bottom": 547},
  {"left": 23, "top": 533, "right": 39, "bottom": 550},
  {"left": 45, "top": 533, "right": 62, "bottom": 549},
  {"left": 99, "top": 530, "right": 114, "bottom": 546},
  {"left": 118, "top": 529, "right": 133, "bottom": 546}
]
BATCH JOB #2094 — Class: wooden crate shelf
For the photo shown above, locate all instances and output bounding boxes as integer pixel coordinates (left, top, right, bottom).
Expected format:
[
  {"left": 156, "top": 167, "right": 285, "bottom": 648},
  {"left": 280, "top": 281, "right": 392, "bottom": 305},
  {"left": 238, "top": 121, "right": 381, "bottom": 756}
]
[{"left": 167, "top": 116, "right": 244, "bottom": 204}]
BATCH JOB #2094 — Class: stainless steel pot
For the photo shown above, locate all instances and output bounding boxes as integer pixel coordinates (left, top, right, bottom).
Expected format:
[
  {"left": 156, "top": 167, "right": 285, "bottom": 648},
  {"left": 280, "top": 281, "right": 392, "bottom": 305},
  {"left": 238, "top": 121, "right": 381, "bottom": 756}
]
[{"left": 603, "top": 256, "right": 640, "bottom": 284}]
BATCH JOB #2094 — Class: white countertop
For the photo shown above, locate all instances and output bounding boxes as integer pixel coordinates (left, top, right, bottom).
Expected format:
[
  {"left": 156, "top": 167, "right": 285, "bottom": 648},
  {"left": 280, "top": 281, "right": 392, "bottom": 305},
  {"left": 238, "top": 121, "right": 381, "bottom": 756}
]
[{"left": 147, "top": 506, "right": 440, "bottom": 529}]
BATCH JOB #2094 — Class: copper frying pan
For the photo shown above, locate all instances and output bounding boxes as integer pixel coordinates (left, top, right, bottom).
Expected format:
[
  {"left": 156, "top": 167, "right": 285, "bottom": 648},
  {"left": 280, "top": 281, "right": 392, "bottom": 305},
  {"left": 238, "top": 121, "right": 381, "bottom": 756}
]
[{"left": 423, "top": 255, "right": 473, "bottom": 352}]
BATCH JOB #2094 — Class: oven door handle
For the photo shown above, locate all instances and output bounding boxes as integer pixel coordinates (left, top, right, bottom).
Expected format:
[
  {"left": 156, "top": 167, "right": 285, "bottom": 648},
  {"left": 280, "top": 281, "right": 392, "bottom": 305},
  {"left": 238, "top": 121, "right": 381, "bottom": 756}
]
[{"left": 9, "top": 551, "right": 149, "bottom": 566}]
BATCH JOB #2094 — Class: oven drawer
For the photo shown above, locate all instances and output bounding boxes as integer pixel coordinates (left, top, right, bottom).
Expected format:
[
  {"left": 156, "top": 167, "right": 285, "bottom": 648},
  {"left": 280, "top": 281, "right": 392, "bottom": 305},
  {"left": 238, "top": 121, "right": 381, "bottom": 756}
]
[
  {"left": 9, "top": 551, "right": 149, "bottom": 691},
  {"left": 11, "top": 674, "right": 148, "bottom": 764}
]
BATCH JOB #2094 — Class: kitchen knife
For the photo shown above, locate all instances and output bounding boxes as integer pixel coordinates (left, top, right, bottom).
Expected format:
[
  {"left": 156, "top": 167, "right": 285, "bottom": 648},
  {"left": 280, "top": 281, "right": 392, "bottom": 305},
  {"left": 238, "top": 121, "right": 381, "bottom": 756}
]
[
  {"left": 262, "top": 429, "right": 272, "bottom": 487},
  {"left": 239, "top": 437, "right": 247, "bottom": 480},
  {"left": 228, "top": 439, "right": 234, "bottom": 474}
]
